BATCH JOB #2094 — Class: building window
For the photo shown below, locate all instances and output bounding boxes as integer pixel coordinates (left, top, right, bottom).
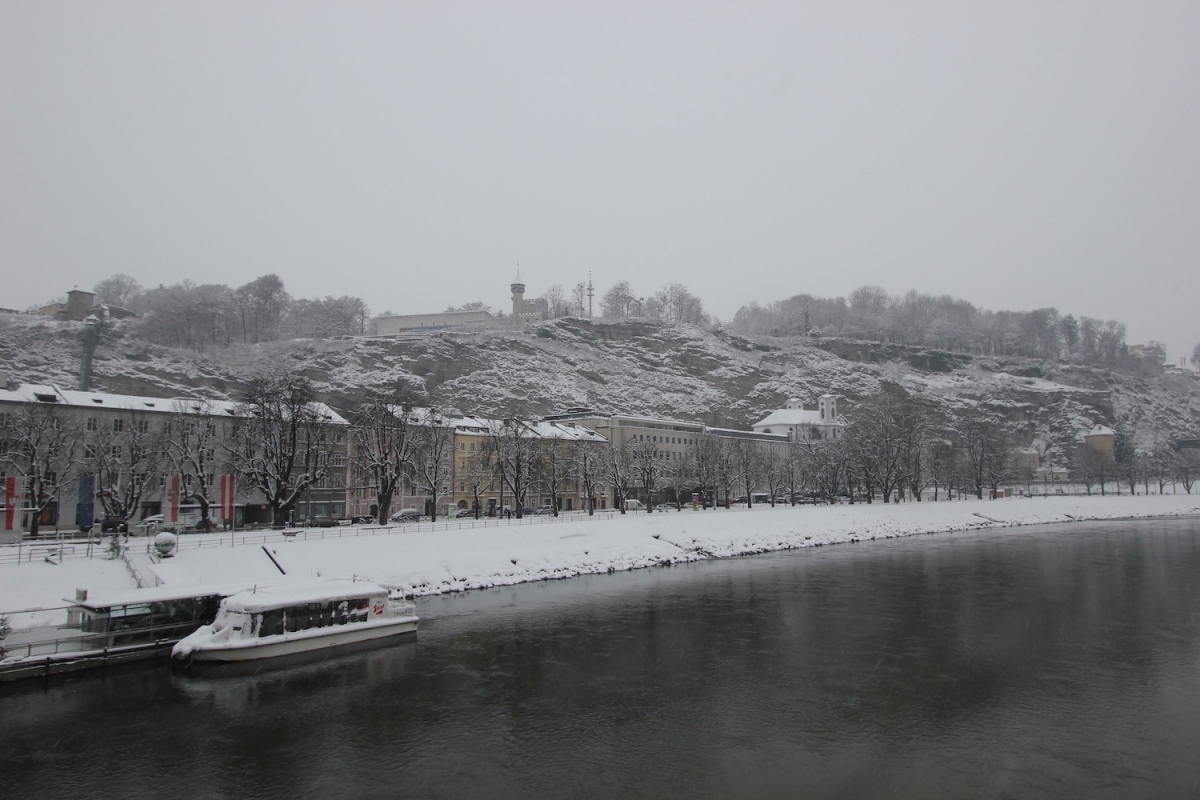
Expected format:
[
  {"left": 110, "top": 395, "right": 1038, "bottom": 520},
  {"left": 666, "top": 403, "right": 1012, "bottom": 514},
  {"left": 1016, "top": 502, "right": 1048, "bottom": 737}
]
[
  {"left": 112, "top": 419, "right": 125, "bottom": 433},
  {"left": 86, "top": 417, "right": 97, "bottom": 431}
]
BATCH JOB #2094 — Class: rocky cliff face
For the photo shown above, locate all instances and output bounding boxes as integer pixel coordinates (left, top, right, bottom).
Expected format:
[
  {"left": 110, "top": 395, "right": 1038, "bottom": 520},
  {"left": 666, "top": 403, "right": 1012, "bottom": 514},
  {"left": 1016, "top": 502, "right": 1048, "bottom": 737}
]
[{"left": 3, "top": 313, "right": 1198, "bottom": 467}]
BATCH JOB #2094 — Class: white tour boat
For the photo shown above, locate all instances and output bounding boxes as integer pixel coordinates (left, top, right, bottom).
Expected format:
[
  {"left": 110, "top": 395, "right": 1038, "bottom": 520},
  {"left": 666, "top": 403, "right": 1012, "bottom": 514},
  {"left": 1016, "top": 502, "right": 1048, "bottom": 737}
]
[{"left": 171, "top": 580, "right": 417, "bottom": 663}]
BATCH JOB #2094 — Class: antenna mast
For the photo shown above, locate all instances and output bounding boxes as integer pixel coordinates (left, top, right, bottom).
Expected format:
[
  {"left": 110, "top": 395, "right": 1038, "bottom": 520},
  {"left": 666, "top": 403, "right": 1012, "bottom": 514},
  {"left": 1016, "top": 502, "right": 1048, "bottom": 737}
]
[{"left": 587, "top": 272, "right": 594, "bottom": 318}]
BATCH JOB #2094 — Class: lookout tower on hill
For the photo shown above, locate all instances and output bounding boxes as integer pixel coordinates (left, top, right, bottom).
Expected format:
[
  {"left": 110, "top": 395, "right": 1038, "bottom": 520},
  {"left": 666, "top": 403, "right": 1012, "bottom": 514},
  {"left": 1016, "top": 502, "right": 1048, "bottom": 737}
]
[
  {"left": 511, "top": 272, "right": 526, "bottom": 319},
  {"left": 510, "top": 269, "right": 548, "bottom": 327}
]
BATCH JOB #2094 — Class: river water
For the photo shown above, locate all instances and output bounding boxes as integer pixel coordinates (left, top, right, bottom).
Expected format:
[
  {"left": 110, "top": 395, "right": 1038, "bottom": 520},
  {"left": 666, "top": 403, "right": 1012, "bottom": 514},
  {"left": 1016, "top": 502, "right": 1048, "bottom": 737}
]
[{"left": 3, "top": 518, "right": 1199, "bottom": 799}]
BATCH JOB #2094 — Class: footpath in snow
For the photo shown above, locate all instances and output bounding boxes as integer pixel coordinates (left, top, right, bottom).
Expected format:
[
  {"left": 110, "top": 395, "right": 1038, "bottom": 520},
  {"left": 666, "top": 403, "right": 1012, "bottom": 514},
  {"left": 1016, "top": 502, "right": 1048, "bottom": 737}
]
[{"left": 3, "top": 495, "right": 1199, "bottom": 629}]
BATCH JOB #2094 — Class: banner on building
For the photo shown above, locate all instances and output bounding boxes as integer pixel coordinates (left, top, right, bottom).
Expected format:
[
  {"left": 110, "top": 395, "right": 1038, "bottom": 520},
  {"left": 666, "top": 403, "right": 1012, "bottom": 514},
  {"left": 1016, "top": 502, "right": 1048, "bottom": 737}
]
[
  {"left": 76, "top": 474, "right": 95, "bottom": 530},
  {"left": 220, "top": 474, "right": 235, "bottom": 521},
  {"left": 168, "top": 476, "right": 180, "bottom": 523},
  {"left": 3, "top": 476, "right": 17, "bottom": 531}
]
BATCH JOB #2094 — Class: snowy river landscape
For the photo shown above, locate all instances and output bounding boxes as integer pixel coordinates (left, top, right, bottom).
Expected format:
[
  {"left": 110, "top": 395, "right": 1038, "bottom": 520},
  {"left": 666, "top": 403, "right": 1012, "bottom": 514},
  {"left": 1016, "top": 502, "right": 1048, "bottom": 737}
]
[{"left": 3, "top": 499, "right": 1200, "bottom": 799}]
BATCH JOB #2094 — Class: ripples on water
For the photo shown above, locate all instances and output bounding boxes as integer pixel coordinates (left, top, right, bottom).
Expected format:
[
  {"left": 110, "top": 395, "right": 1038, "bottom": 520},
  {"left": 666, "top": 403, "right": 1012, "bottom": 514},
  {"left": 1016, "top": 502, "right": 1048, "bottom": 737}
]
[{"left": 2, "top": 518, "right": 1199, "bottom": 799}]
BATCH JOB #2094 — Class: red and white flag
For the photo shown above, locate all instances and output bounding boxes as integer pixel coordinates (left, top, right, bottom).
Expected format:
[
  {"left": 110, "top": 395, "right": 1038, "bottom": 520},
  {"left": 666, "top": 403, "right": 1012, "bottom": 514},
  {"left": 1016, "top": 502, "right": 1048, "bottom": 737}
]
[
  {"left": 220, "top": 474, "right": 236, "bottom": 521},
  {"left": 167, "top": 476, "right": 180, "bottom": 523},
  {"left": 3, "top": 476, "right": 18, "bottom": 531}
]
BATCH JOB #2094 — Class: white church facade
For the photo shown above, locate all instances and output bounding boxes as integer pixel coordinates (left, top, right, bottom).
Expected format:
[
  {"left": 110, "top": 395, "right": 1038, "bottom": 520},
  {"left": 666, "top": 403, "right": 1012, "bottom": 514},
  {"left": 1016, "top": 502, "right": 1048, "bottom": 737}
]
[{"left": 752, "top": 394, "right": 846, "bottom": 443}]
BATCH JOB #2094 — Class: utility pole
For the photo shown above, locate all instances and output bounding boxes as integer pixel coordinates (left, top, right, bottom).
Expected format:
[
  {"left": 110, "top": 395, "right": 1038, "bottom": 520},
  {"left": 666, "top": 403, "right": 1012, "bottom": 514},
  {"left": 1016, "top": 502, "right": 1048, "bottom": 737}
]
[{"left": 587, "top": 272, "right": 594, "bottom": 318}]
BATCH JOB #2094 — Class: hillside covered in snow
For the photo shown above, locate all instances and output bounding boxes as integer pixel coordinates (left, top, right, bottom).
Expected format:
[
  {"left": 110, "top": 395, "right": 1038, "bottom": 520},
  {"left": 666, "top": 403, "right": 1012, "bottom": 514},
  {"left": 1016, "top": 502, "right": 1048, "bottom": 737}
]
[{"left": 2, "top": 312, "right": 1198, "bottom": 469}]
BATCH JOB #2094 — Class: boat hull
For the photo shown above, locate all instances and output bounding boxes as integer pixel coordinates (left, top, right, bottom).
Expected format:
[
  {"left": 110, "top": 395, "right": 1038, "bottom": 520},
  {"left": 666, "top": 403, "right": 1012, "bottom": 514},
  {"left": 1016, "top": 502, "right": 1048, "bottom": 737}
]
[{"left": 183, "top": 616, "right": 417, "bottom": 662}]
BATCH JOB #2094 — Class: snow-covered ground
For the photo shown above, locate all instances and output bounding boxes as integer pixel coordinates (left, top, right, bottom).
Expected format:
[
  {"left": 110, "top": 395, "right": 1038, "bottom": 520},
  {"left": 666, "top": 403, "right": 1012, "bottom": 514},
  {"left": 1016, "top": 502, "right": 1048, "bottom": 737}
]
[{"left": 3, "top": 495, "right": 1198, "bottom": 633}]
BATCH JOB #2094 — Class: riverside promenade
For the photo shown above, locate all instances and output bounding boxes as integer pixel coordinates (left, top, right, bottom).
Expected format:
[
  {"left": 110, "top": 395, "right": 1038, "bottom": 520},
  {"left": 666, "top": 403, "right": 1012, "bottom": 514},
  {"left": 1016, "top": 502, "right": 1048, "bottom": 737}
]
[{"left": 3, "top": 494, "right": 1198, "bottom": 636}]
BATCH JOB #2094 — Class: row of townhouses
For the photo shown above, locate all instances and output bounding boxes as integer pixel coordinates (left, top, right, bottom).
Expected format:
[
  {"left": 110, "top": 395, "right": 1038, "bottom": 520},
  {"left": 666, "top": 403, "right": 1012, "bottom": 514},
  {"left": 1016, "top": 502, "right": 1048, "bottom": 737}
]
[{"left": 1, "top": 375, "right": 846, "bottom": 532}]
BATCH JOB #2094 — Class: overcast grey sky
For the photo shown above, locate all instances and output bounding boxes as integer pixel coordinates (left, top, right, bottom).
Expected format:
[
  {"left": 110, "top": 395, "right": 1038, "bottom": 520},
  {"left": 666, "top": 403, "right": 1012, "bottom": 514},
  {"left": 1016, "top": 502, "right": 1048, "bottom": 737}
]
[{"left": 2, "top": 1, "right": 1197, "bottom": 361}]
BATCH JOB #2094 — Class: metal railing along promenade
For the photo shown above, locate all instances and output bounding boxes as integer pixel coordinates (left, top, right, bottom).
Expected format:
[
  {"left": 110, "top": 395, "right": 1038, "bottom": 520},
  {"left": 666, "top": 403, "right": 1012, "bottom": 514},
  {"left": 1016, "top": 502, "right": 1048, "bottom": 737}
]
[{"left": 0, "top": 511, "right": 625, "bottom": 565}]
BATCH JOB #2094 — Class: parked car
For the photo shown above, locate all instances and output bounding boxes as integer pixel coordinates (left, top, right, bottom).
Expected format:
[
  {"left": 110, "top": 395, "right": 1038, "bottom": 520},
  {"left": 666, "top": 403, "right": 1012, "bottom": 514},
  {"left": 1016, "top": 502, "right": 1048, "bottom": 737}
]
[
  {"left": 532, "top": 505, "right": 556, "bottom": 515},
  {"left": 308, "top": 516, "right": 338, "bottom": 528},
  {"left": 655, "top": 502, "right": 680, "bottom": 512},
  {"left": 100, "top": 516, "right": 129, "bottom": 533},
  {"left": 450, "top": 508, "right": 474, "bottom": 519},
  {"left": 390, "top": 508, "right": 423, "bottom": 523},
  {"left": 350, "top": 515, "right": 375, "bottom": 525}
]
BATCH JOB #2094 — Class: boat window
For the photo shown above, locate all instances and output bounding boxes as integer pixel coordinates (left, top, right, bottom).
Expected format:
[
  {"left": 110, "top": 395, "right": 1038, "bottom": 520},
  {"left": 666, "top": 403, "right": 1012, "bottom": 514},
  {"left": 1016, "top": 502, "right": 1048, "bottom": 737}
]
[
  {"left": 265, "top": 597, "right": 378, "bottom": 636},
  {"left": 261, "top": 611, "right": 285, "bottom": 637}
]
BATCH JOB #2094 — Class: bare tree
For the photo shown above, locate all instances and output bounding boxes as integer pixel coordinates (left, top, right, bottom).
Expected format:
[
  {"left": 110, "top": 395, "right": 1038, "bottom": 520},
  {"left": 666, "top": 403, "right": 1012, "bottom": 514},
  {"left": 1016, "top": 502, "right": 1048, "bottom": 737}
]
[
  {"left": 645, "top": 283, "right": 710, "bottom": 326},
  {"left": 691, "top": 432, "right": 722, "bottom": 508},
  {"left": 460, "top": 448, "right": 495, "bottom": 518},
  {"left": 1145, "top": 444, "right": 1177, "bottom": 495},
  {"left": 89, "top": 411, "right": 164, "bottom": 526},
  {"left": 573, "top": 438, "right": 604, "bottom": 514},
  {"left": 929, "top": 438, "right": 957, "bottom": 500},
  {"left": 782, "top": 440, "right": 811, "bottom": 504},
  {"left": 412, "top": 408, "right": 455, "bottom": 522},
  {"left": 162, "top": 400, "right": 226, "bottom": 529},
  {"left": 0, "top": 404, "right": 83, "bottom": 536},
  {"left": 630, "top": 438, "right": 663, "bottom": 511},
  {"left": 1174, "top": 448, "right": 1198, "bottom": 494},
  {"left": 488, "top": 417, "right": 538, "bottom": 519},
  {"left": 1072, "top": 444, "right": 1100, "bottom": 495},
  {"left": 350, "top": 390, "right": 418, "bottom": 524},
  {"left": 227, "top": 372, "right": 334, "bottom": 527},
  {"left": 658, "top": 450, "right": 694, "bottom": 510},
  {"left": 600, "top": 281, "right": 637, "bottom": 319},
  {"left": 847, "top": 394, "right": 915, "bottom": 503},
  {"left": 604, "top": 441, "right": 636, "bottom": 513},
  {"left": 534, "top": 428, "right": 574, "bottom": 516},
  {"left": 958, "top": 414, "right": 1013, "bottom": 499},
  {"left": 570, "top": 282, "right": 588, "bottom": 317},
  {"left": 761, "top": 447, "right": 787, "bottom": 506},
  {"left": 540, "top": 284, "right": 570, "bottom": 319},
  {"left": 713, "top": 438, "right": 738, "bottom": 508},
  {"left": 809, "top": 437, "right": 851, "bottom": 504},
  {"left": 235, "top": 274, "right": 290, "bottom": 343},
  {"left": 93, "top": 273, "right": 142, "bottom": 308},
  {"left": 730, "top": 439, "right": 765, "bottom": 507}
]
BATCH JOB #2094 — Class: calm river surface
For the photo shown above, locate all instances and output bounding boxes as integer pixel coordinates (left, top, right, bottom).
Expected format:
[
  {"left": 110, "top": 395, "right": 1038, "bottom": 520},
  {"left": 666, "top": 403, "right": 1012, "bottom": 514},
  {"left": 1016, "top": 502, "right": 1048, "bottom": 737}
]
[{"left": 3, "top": 518, "right": 1200, "bottom": 799}]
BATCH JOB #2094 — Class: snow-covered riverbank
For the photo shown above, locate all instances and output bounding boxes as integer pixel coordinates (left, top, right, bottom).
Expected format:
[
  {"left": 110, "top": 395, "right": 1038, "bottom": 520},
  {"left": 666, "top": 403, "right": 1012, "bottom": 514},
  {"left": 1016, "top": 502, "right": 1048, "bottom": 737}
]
[{"left": 3, "top": 495, "right": 1199, "bottom": 629}]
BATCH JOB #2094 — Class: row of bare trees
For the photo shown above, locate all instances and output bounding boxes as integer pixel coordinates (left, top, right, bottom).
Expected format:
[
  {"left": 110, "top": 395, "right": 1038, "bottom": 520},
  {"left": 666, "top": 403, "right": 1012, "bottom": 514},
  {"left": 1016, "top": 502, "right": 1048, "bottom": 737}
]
[
  {"left": 349, "top": 396, "right": 612, "bottom": 522},
  {"left": 1071, "top": 432, "right": 1199, "bottom": 497},
  {"left": 731, "top": 287, "right": 1157, "bottom": 368},
  {"left": 87, "top": 273, "right": 370, "bottom": 352}
]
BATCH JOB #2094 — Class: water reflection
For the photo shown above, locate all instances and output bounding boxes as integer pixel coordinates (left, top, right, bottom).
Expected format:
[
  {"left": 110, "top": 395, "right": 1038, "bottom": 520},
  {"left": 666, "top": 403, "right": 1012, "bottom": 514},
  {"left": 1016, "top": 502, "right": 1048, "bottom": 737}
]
[{"left": 2, "top": 518, "right": 1199, "bottom": 799}]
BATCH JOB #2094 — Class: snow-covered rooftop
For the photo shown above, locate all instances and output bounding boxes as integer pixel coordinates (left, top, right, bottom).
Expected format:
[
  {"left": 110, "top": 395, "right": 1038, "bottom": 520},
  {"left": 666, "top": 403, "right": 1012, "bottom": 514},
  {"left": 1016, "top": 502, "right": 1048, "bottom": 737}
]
[{"left": 0, "top": 383, "right": 348, "bottom": 424}]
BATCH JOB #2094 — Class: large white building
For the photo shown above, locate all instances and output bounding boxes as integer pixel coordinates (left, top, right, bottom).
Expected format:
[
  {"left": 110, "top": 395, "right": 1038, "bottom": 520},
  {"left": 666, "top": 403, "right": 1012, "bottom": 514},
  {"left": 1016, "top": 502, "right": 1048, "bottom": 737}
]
[
  {"left": 374, "top": 310, "right": 505, "bottom": 335},
  {"left": 752, "top": 395, "right": 845, "bottom": 443},
  {"left": 0, "top": 381, "right": 350, "bottom": 532}
]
